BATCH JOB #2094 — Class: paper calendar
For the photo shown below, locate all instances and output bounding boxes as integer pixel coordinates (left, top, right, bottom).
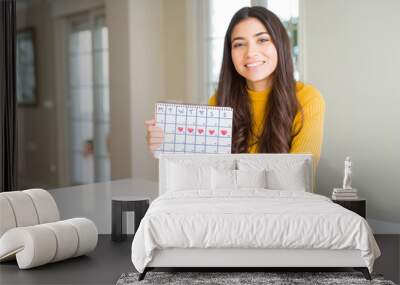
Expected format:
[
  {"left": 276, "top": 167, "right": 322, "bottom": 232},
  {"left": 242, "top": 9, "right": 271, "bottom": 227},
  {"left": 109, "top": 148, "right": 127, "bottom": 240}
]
[{"left": 155, "top": 102, "right": 233, "bottom": 155}]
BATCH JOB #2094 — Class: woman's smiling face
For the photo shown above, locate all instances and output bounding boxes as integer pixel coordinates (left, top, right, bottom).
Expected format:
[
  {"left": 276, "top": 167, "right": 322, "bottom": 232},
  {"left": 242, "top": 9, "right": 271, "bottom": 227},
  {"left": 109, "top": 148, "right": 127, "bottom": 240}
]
[{"left": 230, "top": 17, "right": 278, "bottom": 91}]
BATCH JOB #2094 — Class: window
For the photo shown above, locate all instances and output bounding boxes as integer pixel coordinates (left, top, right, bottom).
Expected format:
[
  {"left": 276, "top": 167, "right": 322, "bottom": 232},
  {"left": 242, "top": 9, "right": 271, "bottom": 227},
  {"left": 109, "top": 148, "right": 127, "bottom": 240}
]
[
  {"left": 206, "top": 0, "right": 251, "bottom": 98},
  {"left": 206, "top": 0, "right": 300, "bottom": 99},
  {"left": 267, "top": 0, "right": 300, "bottom": 79},
  {"left": 67, "top": 13, "right": 110, "bottom": 185}
]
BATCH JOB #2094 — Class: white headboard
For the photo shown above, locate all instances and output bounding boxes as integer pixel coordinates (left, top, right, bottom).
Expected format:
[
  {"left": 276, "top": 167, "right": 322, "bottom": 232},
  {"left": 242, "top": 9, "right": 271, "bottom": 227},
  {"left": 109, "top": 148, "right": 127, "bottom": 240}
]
[{"left": 158, "top": 153, "right": 313, "bottom": 195}]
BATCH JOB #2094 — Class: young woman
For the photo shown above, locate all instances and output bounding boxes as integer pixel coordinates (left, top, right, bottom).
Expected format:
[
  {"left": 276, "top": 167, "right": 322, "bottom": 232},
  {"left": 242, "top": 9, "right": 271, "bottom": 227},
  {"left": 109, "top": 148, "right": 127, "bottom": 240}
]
[{"left": 146, "top": 6, "right": 325, "bottom": 165}]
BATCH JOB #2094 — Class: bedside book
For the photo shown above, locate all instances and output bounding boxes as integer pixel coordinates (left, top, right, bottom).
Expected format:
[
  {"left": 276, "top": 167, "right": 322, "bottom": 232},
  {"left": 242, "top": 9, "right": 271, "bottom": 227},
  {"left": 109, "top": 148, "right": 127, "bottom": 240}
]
[
  {"left": 332, "top": 188, "right": 359, "bottom": 200},
  {"left": 332, "top": 195, "right": 359, "bottom": 200}
]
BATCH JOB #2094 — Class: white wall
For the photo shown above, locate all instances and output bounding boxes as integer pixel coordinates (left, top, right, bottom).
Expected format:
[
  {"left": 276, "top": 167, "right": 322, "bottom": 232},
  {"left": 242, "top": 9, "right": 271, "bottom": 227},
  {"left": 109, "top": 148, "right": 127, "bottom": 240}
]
[
  {"left": 106, "top": 0, "right": 132, "bottom": 180},
  {"left": 128, "top": 0, "right": 165, "bottom": 181},
  {"left": 164, "top": 0, "right": 188, "bottom": 103},
  {"left": 304, "top": 0, "right": 400, "bottom": 231},
  {"left": 123, "top": 0, "right": 188, "bottom": 181}
]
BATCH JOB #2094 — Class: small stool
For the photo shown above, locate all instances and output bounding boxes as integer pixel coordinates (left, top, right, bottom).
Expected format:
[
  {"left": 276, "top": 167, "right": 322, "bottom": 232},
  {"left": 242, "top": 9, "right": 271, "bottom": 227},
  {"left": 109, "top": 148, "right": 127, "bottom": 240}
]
[{"left": 111, "top": 196, "right": 150, "bottom": 242}]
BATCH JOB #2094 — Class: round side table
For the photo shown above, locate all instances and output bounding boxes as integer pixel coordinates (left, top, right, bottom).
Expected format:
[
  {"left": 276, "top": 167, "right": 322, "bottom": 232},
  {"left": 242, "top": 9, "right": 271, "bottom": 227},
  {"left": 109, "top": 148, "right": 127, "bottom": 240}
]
[{"left": 111, "top": 196, "right": 150, "bottom": 242}]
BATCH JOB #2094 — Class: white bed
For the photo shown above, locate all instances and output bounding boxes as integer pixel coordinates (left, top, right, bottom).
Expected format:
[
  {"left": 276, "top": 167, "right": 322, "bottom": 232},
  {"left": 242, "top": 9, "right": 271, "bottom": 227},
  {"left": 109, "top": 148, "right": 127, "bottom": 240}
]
[{"left": 131, "top": 154, "right": 380, "bottom": 280}]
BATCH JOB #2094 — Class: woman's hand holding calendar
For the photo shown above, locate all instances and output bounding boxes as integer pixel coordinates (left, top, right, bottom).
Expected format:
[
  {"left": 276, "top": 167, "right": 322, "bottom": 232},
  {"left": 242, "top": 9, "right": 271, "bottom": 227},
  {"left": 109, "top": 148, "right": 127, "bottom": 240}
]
[{"left": 145, "top": 119, "right": 164, "bottom": 153}]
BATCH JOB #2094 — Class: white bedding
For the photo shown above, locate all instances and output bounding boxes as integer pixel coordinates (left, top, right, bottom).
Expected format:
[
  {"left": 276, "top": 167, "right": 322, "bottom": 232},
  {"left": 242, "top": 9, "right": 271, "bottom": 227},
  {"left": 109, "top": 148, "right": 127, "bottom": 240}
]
[{"left": 131, "top": 190, "right": 380, "bottom": 273}]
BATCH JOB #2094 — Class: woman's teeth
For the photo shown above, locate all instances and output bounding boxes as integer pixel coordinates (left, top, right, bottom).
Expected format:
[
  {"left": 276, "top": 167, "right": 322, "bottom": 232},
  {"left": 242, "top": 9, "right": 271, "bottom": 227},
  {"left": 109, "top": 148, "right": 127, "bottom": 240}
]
[{"left": 245, "top": 61, "right": 265, "bottom": 68}]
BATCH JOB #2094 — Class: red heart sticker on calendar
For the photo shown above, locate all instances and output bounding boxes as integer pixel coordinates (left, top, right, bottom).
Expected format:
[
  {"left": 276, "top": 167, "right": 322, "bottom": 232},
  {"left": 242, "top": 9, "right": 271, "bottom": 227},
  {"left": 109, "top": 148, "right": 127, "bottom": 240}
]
[
  {"left": 197, "top": 128, "right": 204, "bottom": 134},
  {"left": 208, "top": 129, "right": 215, "bottom": 135},
  {"left": 220, "top": 130, "right": 227, "bottom": 136},
  {"left": 177, "top": 127, "right": 184, "bottom": 132},
  {"left": 188, "top": 128, "right": 194, "bottom": 133}
]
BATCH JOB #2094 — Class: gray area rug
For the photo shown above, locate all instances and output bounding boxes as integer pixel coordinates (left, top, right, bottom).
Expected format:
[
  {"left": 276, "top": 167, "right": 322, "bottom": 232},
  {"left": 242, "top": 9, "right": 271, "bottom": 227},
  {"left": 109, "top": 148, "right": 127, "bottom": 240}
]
[{"left": 116, "top": 271, "right": 396, "bottom": 285}]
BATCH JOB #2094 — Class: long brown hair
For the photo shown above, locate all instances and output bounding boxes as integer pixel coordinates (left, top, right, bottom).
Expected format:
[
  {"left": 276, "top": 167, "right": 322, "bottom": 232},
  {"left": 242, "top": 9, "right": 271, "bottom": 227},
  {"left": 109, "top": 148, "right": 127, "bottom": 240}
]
[{"left": 216, "top": 6, "right": 302, "bottom": 153}]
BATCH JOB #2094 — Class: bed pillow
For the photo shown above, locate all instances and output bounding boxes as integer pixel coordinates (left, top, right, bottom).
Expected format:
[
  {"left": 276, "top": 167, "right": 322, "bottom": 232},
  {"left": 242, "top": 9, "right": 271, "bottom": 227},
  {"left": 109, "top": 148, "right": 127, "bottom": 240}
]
[
  {"left": 167, "top": 162, "right": 211, "bottom": 191},
  {"left": 237, "top": 158, "right": 309, "bottom": 191},
  {"left": 266, "top": 162, "right": 307, "bottom": 191},
  {"left": 166, "top": 158, "right": 236, "bottom": 171},
  {"left": 236, "top": 169, "right": 267, "bottom": 189},
  {"left": 211, "top": 169, "right": 267, "bottom": 190},
  {"left": 211, "top": 168, "right": 236, "bottom": 190}
]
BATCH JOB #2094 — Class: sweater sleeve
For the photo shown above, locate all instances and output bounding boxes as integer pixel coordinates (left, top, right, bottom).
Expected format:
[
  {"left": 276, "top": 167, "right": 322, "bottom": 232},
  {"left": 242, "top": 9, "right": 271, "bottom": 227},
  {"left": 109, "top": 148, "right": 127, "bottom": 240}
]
[
  {"left": 208, "top": 94, "right": 217, "bottom": 106},
  {"left": 290, "top": 86, "right": 326, "bottom": 167}
]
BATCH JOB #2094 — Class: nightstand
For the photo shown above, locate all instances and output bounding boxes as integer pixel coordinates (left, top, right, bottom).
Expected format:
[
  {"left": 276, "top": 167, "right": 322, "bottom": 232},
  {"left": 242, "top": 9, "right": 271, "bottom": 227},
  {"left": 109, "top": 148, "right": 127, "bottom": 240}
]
[
  {"left": 332, "top": 198, "right": 366, "bottom": 218},
  {"left": 111, "top": 196, "right": 150, "bottom": 242}
]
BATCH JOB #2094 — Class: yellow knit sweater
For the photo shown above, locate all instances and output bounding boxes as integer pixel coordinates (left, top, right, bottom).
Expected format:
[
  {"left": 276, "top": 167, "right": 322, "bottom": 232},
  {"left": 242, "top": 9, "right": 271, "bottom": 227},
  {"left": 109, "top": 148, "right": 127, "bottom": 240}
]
[{"left": 208, "top": 81, "right": 325, "bottom": 165}]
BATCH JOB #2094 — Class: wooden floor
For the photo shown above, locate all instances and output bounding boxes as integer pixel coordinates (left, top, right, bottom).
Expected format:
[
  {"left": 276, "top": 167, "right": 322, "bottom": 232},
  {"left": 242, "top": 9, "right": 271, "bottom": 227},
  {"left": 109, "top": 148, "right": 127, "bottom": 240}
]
[
  {"left": 0, "top": 235, "right": 398, "bottom": 285},
  {"left": 0, "top": 235, "right": 134, "bottom": 285}
]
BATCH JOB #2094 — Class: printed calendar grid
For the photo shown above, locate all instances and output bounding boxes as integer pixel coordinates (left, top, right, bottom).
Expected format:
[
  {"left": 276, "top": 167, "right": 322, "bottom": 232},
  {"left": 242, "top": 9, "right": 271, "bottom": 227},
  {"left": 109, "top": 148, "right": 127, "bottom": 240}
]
[{"left": 155, "top": 103, "right": 233, "bottom": 154}]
